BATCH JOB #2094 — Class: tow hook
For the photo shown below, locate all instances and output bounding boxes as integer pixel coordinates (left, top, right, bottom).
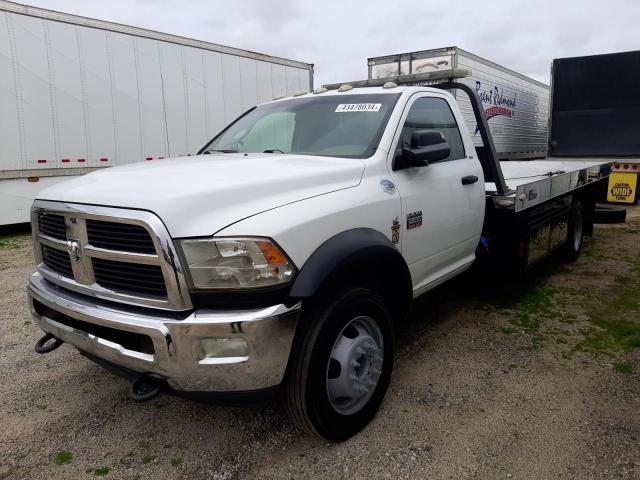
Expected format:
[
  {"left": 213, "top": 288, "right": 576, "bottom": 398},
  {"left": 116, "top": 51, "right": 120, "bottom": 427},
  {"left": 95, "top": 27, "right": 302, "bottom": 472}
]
[
  {"left": 129, "top": 374, "right": 163, "bottom": 402},
  {"left": 35, "top": 333, "right": 63, "bottom": 354}
]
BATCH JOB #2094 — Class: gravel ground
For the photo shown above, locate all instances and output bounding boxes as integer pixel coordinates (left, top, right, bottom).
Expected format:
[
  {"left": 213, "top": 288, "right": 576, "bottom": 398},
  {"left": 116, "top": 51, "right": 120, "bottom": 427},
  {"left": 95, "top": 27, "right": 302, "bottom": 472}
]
[{"left": 1, "top": 207, "right": 638, "bottom": 480}]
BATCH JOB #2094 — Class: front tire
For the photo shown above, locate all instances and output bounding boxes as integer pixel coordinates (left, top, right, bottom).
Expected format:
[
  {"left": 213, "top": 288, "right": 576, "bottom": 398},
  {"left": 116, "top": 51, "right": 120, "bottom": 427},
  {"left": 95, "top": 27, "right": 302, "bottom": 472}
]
[{"left": 284, "top": 287, "right": 394, "bottom": 441}]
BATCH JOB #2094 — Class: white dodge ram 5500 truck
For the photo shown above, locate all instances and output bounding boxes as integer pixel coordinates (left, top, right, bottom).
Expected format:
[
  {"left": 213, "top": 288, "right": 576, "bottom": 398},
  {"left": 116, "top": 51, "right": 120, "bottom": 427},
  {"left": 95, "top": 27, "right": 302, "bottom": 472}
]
[{"left": 27, "top": 70, "right": 612, "bottom": 441}]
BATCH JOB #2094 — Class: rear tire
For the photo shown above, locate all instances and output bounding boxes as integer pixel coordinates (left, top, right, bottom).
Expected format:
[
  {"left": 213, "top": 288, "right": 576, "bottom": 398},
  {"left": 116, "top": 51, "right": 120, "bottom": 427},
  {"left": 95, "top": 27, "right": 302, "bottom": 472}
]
[
  {"left": 562, "top": 200, "right": 584, "bottom": 262},
  {"left": 284, "top": 287, "right": 394, "bottom": 441}
]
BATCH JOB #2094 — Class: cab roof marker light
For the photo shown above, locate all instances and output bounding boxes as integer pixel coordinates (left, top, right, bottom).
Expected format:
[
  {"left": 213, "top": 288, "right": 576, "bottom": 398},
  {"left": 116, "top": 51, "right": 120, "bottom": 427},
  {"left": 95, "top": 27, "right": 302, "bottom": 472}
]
[
  {"left": 313, "top": 87, "right": 328, "bottom": 94},
  {"left": 337, "top": 84, "right": 353, "bottom": 92},
  {"left": 272, "top": 95, "right": 285, "bottom": 101},
  {"left": 382, "top": 82, "right": 398, "bottom": 89},
  {"left": 292, "top": 90, "right": 306, "bottom": 97}
]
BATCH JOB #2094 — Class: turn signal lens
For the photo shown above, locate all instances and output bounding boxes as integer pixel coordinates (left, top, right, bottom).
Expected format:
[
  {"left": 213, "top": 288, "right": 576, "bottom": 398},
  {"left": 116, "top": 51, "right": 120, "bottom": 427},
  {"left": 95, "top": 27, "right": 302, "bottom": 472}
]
[{"left": 256, "top": 240, "right": 288, "bottom": 265}]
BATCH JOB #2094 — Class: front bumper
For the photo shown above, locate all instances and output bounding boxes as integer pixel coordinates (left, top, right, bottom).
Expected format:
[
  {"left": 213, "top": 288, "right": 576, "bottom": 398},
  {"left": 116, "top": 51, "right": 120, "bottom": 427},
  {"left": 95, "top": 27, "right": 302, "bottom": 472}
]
[{"left": 27, "top": 272, "right": 300, "bottom": 392}]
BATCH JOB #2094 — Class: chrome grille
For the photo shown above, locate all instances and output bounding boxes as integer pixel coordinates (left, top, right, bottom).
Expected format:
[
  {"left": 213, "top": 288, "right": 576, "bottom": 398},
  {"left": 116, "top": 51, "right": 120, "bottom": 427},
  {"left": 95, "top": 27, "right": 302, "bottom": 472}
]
[
  {"left": 41, "top": 244, "right": 73, "bottom": 277},
  {"left": 31, "top": 200, "right": 192, "bottom": 311},
  {"left": 92, "top": 258, "right": 167, "bottom": 298},
  {"left": 38, "top": 213, "right": 66, "bottom": 240},
  {"left": 86, "top": 219, "right": 156, "bottom": 254}
]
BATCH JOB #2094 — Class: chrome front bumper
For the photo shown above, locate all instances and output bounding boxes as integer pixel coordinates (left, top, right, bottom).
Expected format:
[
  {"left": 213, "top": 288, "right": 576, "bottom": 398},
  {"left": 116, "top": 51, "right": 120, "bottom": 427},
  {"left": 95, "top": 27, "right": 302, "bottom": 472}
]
[{"left": 27, "top": 273, "right": 300, "bottom": 392}]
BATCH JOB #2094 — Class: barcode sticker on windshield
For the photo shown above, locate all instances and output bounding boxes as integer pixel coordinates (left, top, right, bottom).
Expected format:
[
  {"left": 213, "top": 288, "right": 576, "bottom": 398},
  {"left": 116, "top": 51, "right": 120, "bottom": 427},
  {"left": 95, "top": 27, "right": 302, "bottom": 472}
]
[{"left": 335, "top": 103, "right": 382, "bottom": 113}]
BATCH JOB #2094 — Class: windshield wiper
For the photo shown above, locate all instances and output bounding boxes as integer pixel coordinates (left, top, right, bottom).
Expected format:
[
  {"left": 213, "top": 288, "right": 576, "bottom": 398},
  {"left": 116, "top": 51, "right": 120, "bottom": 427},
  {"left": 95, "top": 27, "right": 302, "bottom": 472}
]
[
  {"left": 204, "top": 149, "right": 238, "bottom": 154},
  {"left": 263, "top": 149, "right": 284, "bottom": 154}
]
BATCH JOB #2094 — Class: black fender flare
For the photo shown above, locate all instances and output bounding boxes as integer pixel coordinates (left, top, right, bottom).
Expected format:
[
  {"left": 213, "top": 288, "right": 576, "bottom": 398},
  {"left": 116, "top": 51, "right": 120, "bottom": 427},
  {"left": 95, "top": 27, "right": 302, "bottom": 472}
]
[{"left": 290, "top": 228, "right": 413, "bottom": 321}]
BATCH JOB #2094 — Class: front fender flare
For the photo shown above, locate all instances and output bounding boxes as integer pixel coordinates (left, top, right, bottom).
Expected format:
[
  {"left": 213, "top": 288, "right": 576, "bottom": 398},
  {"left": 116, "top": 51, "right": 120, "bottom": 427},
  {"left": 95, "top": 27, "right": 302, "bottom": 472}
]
[{"left": 289, "top": 228, "right": 412, "bottom": 320}]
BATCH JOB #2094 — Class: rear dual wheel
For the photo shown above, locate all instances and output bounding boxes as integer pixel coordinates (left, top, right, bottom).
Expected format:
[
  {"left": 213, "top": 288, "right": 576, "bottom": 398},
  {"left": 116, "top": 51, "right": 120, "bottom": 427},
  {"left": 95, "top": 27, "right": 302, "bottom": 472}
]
[
  {"left": 284, "top": 287, "right": 394, "bottom": 441},
  {"left": 562, "top": 200, "right": 584, "bottom": 262}
]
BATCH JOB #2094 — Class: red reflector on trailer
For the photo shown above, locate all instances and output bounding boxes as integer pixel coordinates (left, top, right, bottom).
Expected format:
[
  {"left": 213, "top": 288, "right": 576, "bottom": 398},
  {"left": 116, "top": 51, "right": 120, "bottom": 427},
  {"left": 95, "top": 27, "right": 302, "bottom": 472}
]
[
  {"left": 37, "top": 159, "right": 46, "bottom": 164},
  {"left": 100, "top": 158, "right": 108, "bottom": 162},
  {"left": 27, "top": 177, "right": 39, "bottom": 183},
  {"left": 633, "top": 164, "right": 638, "bottom": 170},
  {"left": 146, "top": 157, "right": 153, "bottom": 160},
  {"left": 158, "top": 157, "right": 164, "bottom": 159},
  {"left": 61, "top": 159, "right": 70, "bottom": 163},
  {"left": 77, "top": 159, "right": 86, "bottom": 163},
  {"left": 519, "top": 240, "right": 527, "bottom": 258}
]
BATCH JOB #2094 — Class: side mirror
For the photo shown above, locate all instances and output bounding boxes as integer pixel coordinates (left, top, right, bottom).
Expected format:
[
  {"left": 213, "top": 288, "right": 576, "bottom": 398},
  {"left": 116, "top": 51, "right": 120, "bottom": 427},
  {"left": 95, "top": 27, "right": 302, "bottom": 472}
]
[{"left": 393, "top": 129, "right": 450, "bottom": 171}]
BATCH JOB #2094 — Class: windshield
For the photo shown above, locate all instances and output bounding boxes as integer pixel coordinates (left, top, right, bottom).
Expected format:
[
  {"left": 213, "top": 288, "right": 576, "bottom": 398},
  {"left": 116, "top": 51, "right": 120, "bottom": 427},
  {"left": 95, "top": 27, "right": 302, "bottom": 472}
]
[{"left": 200, "top": 93, "right": 400, "bottom": 159}]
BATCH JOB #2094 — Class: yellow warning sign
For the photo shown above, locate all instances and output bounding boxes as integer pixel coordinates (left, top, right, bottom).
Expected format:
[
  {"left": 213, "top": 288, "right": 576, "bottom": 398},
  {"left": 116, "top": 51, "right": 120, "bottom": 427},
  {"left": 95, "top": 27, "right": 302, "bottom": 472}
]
[{"left": 607, "top": 172, "right": 637, "bottom": 204}]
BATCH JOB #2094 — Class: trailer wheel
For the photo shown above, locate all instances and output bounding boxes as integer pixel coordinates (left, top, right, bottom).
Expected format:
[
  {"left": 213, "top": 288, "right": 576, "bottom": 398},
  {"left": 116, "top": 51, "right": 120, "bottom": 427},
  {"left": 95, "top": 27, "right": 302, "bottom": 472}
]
[
  {"left": 562, "top": 200, "right": 584, "bottom": 262},
  {"left": 284, "top": 287, "right": 394, "bottom": 441}
]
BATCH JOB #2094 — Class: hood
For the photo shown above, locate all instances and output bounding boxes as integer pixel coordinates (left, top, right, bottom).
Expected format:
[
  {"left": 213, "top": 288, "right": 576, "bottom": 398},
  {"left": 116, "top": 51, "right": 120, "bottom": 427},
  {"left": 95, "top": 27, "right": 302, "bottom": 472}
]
[{"left": 38, "top": 153, "right": 364, "bottom": 237}]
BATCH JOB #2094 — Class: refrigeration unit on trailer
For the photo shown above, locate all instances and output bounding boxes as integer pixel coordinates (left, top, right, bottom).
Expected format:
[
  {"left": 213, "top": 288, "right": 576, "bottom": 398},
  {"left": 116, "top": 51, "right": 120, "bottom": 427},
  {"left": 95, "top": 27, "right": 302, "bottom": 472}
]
[
  {"left": 0, "top": 0, "right": 313, "bottom": 225},
  {"left": 367, "top": 46, "right": 550, "bottom": 161},
  {"left": 549, "top": 50, "right": 640, "bottom": 205}
]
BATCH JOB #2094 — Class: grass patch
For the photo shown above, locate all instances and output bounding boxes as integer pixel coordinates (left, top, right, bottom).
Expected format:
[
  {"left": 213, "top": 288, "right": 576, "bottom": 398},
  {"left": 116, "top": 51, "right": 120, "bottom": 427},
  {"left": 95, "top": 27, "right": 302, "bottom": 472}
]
[
  {"left": 54, "top": 450, "right": 72, "bottom": 465},
  {"left": 614, "top": 362, "right": 633, "bottom": 374},
  {"left": 499, "top": 327, "right": 516, "bottom": 334},
  {"left": 141, "top": 455, "right": 155, "bottom": 465},
  {"left": 93, "top": 467, "right": 110, "bottom": 476},
  {"left": 531, "top": 335, "right": 545, "bottom": 349},
  {"left": 592, "top": 318, "right": 640, "bottom": 351},
  {"left": 170, "top": 457, "right": 183, "bottom": 466},
  {"left": 37, "top": 404, "right": 48, "bottom": 410},
  {"left": 510, "top": 313, "right": 540, "bottom": 332},
  {"left": 0, "top": 238, "right": 22, "bottom": 249},
  {"left": 608, "top": 286, "right": 640, "bottom": 311},
  {"left": 573, "top": 283, "right": 640, "bottom": 356}
]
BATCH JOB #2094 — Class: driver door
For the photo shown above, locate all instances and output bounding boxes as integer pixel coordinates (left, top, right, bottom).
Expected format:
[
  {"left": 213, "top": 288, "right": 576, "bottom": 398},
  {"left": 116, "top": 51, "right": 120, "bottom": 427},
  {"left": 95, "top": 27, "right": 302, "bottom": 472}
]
[{"left": 389, "top": 93, "right": 484, "bottom": 295}]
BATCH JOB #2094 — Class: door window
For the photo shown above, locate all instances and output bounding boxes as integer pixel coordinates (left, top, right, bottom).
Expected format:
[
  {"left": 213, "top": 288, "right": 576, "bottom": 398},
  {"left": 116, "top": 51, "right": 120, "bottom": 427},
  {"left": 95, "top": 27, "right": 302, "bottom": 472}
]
[{"left": 400, "top": 97, "right": 465, "bottom": 161}]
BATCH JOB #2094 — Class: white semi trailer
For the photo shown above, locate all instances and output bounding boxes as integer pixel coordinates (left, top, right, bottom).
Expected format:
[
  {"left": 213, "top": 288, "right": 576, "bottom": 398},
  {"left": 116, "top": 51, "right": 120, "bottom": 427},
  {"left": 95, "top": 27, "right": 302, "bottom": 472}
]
[
  {"left": 0, "top": 0, "right": 313, "bottom": 225},
  {"left": 368, "top": 47, "right": 550, "bottom": 161}
]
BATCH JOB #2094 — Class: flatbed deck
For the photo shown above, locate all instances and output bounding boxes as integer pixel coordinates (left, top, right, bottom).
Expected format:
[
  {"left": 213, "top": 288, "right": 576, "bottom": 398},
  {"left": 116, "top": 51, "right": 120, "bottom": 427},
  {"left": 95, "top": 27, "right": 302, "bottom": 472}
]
[{"left": 486, "top": 158, "right": 612, "bottom": 211}]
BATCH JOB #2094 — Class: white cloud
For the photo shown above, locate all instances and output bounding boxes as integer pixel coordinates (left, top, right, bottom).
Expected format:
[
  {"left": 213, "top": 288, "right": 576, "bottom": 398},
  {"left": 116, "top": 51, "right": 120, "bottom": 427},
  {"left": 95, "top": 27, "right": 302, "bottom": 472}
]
[{"left": 24, "top": 0, "right": 640, "bottom": 86}]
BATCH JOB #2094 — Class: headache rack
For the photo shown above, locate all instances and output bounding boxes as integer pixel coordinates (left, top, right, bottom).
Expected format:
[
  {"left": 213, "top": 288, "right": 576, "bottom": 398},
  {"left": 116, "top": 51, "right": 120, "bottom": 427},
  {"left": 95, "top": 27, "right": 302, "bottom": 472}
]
[{"left": 323, "top": 69, "right": 511, "bottom": 196}]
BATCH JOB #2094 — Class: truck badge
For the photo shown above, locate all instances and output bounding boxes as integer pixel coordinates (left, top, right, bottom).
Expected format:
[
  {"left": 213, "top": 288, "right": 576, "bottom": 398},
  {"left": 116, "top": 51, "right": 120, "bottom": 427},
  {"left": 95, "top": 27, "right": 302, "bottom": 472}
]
[
  {"left": 406, "top": 211, "right": 422, "bottom": 229},
  {"left": 391, "top": 217, "right": 400, "bottom": 244},
  {"left": 67, "top": 239, "right": 82, "bottom": 263}
]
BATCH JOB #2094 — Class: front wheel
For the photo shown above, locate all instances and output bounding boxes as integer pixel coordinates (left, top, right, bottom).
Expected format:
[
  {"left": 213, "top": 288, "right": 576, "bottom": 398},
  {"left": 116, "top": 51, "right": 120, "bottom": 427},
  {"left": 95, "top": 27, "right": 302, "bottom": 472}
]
[
  {"left": 283, "top": 287, "right": 394, "bottom": 441},
  {"left": 562, "top": 200, "right": 584, "bottom": 262}
]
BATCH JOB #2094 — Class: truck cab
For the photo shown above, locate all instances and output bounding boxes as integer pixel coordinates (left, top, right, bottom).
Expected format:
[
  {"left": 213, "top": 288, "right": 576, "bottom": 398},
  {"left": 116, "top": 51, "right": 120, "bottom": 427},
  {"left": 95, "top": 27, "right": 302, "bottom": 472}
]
[{"left": 27, "top": 77, "right": 610, "bottom": 441}]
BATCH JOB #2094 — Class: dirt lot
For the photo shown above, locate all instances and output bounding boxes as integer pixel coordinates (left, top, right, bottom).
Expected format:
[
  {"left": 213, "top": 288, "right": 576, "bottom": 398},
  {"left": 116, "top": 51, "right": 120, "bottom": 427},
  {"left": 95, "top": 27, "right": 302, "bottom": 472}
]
[{"left": 1, "top": 207, "right": 639, "bottom": 480}]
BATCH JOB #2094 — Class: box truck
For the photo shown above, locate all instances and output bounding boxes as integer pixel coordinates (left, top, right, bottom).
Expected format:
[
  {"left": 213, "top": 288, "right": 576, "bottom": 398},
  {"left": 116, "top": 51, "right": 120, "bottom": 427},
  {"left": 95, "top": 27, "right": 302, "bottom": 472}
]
[
  {"left": 0, "top": 0, "right": 313, "bottom": 225},
  {"left": 367, "top": 46, "right": 550, "bottom": 161}
]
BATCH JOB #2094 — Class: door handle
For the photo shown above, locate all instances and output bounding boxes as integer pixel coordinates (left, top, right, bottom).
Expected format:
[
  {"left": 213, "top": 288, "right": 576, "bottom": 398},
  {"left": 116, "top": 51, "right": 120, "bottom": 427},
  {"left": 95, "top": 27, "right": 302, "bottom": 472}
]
[{"left": 461, "top": 175, "right": 479, "bottom": 185}]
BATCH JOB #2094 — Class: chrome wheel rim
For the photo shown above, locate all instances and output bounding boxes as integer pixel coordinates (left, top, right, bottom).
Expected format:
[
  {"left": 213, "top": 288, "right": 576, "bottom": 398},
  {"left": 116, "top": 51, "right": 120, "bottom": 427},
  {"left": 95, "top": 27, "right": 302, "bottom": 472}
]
[{"left": 326, "top": 315, "right": 384, "bottom": 415}]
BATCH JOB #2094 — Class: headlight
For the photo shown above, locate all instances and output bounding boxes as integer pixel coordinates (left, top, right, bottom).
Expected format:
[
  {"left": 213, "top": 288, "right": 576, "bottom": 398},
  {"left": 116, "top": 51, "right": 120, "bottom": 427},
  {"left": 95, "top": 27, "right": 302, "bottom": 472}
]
[{"left": 177, "top": 237, "right": 295, "bottom": 289}]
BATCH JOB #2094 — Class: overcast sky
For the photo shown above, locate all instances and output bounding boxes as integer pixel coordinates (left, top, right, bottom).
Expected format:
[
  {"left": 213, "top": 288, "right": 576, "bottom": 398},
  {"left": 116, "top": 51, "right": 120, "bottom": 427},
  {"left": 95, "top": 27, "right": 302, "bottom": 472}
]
[{"left": 24, "top": 0, "right": 640, "bottom": 87}]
